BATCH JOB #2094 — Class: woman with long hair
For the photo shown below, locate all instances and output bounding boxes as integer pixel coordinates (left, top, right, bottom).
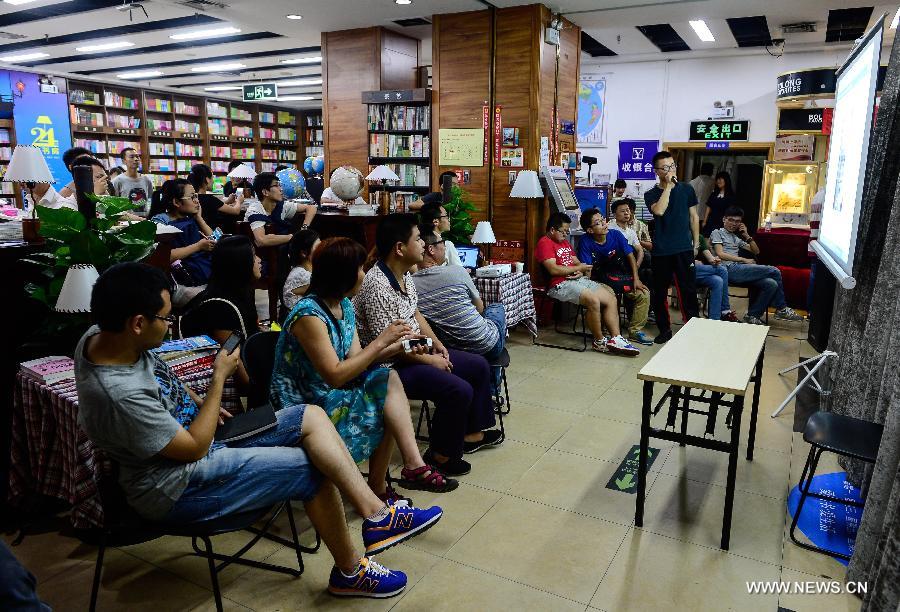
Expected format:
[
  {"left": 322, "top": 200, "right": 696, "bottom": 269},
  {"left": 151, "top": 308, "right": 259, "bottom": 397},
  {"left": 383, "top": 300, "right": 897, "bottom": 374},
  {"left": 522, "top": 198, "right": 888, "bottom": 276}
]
[
  {"left": 189, "top": 163, "right": 243, "bottom": 232},
  {"left": 702, "top": 171, "right": 736, "bottom": 236},
  {"left": 149, "top": 178, "right": 216, "bottom": 285},
  {"left": 271, "top": 237, "right": 458, "bottom": 504}
]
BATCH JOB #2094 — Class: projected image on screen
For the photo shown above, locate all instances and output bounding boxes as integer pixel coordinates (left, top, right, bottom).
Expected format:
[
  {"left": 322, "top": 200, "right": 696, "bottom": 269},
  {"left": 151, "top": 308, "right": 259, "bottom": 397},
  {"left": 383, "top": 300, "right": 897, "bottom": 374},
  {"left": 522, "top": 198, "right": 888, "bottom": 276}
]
[{"left": 818, "top": 25, "right": 882, "bottom": 276}]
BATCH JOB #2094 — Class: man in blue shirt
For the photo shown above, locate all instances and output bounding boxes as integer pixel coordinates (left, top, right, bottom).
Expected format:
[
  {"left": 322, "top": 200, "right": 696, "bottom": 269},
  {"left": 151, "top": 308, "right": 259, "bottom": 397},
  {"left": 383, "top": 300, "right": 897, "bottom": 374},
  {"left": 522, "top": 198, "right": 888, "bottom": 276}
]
[
  {"left": 643, "top": 151, "right": 700, "bottom": 343},
  {"left": 577, "top": 208, "right": 653, "bottom": 345}
]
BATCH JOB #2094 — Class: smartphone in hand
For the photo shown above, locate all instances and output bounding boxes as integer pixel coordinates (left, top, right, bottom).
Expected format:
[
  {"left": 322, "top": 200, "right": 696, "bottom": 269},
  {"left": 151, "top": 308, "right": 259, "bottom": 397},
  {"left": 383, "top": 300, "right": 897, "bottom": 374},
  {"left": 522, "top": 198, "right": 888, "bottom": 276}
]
[{"left": 221, "top": 331, "right": 244, "bottom": 355}]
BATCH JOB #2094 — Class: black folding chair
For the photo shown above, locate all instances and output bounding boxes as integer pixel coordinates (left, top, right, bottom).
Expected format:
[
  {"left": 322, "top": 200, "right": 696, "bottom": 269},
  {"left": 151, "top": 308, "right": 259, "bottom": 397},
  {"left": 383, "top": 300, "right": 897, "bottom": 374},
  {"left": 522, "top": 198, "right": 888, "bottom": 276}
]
[
  {"left": 242, "top": 330, "right": 280, "bottom": 408},
  {"left": 532, "top": 278, "right": 588, "bottom": 352}
]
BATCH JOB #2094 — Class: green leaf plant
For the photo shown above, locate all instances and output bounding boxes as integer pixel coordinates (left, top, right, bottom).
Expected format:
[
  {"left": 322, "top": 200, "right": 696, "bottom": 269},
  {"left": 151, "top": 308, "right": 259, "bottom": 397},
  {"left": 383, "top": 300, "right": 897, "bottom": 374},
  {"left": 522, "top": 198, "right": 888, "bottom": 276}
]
[{"left": 442, "top": 185, "right": 477, "bottom": 245}]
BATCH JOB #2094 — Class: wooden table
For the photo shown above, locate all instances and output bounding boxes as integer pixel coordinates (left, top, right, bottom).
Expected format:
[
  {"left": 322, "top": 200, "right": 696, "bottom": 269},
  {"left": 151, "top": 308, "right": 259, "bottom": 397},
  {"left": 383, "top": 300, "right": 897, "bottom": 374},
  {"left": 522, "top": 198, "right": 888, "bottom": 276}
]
[
  {"left": 312, "top": 209, "right": 382, "bottom": 251},
  {"left": 634, "top": 318, "right": 768, "bottom": 550}
]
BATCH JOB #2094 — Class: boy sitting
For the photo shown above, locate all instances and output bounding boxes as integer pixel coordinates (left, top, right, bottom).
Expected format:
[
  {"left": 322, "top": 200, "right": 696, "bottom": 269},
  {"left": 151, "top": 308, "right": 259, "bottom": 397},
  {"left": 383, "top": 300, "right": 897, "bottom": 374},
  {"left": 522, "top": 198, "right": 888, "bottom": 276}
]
[
  {"left": 710, "top": 206, "right": 804, "bottom": 325},
  {"left": 576, "top": 208, "right": 653, "bottom": 345},
  {"left": 535, "top": 212, "right": 639, "bottom": 356}
]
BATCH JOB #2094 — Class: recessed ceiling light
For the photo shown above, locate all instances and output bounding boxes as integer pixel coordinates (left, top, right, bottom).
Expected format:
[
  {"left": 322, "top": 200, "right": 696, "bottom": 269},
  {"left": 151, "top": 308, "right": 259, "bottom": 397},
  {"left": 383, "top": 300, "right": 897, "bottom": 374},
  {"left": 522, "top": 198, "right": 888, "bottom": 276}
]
[
  {"left": 0, "top": 51, "right": 49, "bottom": 62},
  {"left": 277, "top": 78, "right": 322, "bottom": 86},
  {"left": 688, "top": 20, "right": 715, "bottom": 42},
  {"left": 286, "top": 14, "right": 302, "bottom": 20},
  {"left": 204, "top": 85, "right": 242, "bottom": 91},
  {"left": 190, "top": 62, "right": 246, "bottom": 73},
  {"left": 280, "top": 55, "right": 322, "bottom": 65},
  {"left": 395, "top": 0, "right": 412, "bottom": 4},
  {"left": 892, "top": 8, "right": 900, "bottom": 29},
  {"left": 117, "top": 70, "right": 163, "bottom": 79},
  {"left": 277, "top": 96, "right": 315, "bottom": 101},
  {"left": 76, "top": 41, "right": 135, "bottom": 53},
  {"left": 170, "top": 26, "right": 241, "bottom": 41},
  {"left": 3, "top": 0, "right": 40, "bottom": 5}
]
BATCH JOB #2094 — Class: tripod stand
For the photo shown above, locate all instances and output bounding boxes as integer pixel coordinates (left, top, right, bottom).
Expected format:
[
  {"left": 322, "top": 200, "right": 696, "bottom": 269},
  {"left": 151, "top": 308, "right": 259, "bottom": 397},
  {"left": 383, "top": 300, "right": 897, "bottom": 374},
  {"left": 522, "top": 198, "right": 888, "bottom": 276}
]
[{"left": 771, "top": 351, "right": 836, "bottom": 418}]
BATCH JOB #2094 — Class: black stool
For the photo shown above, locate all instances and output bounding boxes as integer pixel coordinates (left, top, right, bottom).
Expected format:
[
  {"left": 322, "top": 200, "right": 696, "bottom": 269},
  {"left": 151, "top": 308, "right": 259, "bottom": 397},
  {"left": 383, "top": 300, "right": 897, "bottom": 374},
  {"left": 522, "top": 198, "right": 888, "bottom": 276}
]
[{"left": 789, "top": 410, "right": 883, "bottom": 561}]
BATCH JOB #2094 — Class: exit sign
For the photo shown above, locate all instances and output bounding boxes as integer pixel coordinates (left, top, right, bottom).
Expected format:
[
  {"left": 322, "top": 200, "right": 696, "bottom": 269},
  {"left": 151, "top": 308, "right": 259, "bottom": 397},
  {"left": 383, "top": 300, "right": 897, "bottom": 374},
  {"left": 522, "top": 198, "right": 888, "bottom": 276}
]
[
  {"left": 243, "top": 83, "right": 278, "bottom": 102},
  {"left": 689, "top": 120, "right": 750, "bottom": 141}
]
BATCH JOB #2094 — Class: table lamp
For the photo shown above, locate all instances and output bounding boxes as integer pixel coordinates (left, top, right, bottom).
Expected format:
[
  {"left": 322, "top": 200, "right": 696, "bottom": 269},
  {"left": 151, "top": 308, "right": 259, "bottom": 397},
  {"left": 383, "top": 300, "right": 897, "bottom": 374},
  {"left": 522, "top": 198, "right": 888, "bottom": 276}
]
[
  {"left": 472, "top": 220, "right": 496, "bottom": 265},
  {"left": 510, "top": 170, "right": 545, "bottom": 272},
  {"left": 6, "top": 144, "right": 55, "bottom": 217},
  {"left": 227, "top": 163, "right": 257, "bottom": 181},
  {"left": 365, "top": 165, "right": 400, "bottom": 214},
  {"left": 55, "top": 264, "right": 99, "bottom": 313}
]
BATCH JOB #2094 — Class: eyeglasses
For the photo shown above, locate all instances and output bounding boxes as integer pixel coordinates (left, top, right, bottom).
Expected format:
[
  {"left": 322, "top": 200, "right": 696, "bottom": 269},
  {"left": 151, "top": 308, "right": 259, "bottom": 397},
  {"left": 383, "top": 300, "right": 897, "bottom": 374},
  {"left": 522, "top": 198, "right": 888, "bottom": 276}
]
[
  {"left": 553, "top": 227, "right": 570, "bottom": 235},
  {"left": 180, "top": 194, "right": 200, "bottom": 201},
  {"left": 426, "top": 239, "right": 446, "bottom": 246},
  {"left": 655, "top": 163, "right": 677, "bottom": 172},
  {"left": 153, "top": 314, "right": 177, "bottom": 324}
]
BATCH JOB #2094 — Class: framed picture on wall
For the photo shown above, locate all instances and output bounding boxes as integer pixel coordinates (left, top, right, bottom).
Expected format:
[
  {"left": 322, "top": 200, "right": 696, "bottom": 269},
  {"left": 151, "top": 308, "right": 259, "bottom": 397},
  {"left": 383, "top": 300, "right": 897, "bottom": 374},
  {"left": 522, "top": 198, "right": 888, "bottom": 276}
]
[
  {"left": 500, "top": 147, "right": 524, "bottom": 167},
  {"left": 577, "top": 74, "right": 608, "bottom": 147},
  {"left": 501, "top": 127, "right": 519, "bottom": 146}
]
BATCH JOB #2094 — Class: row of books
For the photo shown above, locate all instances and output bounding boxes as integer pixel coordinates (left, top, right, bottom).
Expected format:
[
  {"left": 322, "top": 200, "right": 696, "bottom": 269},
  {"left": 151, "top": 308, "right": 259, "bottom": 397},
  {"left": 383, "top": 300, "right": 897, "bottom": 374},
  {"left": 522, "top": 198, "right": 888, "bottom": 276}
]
[
  {"left": 306, "top": 145, "right": 324, "bottom": 158},
  {"left": 261, "top": 148, "right": 299, "bottom": 161},
  {"left": 146, "top": 118, "right": 173, "bottom": 131},
  {"left": 260, "top": 127, "right": 299, "bottom": 140},
  {"left": 74, "top": 138, "right": 106, "bottom": 153},
  {"left": 148, "top": 142, "right": 174, "bottom": 156},
  {"left": 0, "top": 146, "right": 11, "bottom": 159},
  {"left": 367, "top": 104, "right": 430, "bottom": 131},
  {"left": 150, "top": 159, "right": 176, "bottom": 172},
  {"left": 232, "top": 147, "right": 255, "bottom": 159},
  {"left": 108, "top": 140, "right": 140, "bottom": 155},
  {"left": 108, "top": 113, "right": 141, "bottom": 129},
  {"left": 230, "top": 107, "right": 253, "bottom": 121},
  {"left": 375, "top": 163, "right": 430, "bottom": 187},
  {"left": 176, "top": 159, "right": 193, "bottom": 172},
  {"left": 279, "top": 111, "right": 296, "bottom": 125},
  {"left": 305, "top": 115, "right": 323, "bottom": 126},
  {"left": 232, "top": 125, "right": 254, "bottom": 138},
  {"left": 211, "top": 160, "right": 230, "bottom": 172},
  {"left": 210, "top": 146, "right": 231, "bottom": 158},
  {"left": 176, "top": 143, "right": 204, "bottom": 157},
  {"left": 69, "top": 88, "right": 102, "bottom": 105},
  {"left": 175, "top": 101, "right": 201, "bottom": 116},
  {"left": 260, "top": 111, "right": 275, "bottom": 124},
  {"left": 175, "top": 119, "right": 201, "bottom": 132},
  {"left": 207, "top": 102, "right": 229, "bottom": 119},
  {"left": 208, "top": 119, "right": 229, "bottom": 135},
  {"left": 369, "top": 134, "right": 429, "bottom": 158},
  {"left": 368, "top": 190, "right": 422, "bottom": 211},
  {"left": 105, "top": 91, "right": 139, "bottom": 109},
  {"left": 71, "top": 108, "right": 104, "bottom": 126},
  {"left": 0, "top": 129, "right": 9, "bottom": 144},
  {"left": 146, "top": 98, "right": 172, "bottom": 112}
]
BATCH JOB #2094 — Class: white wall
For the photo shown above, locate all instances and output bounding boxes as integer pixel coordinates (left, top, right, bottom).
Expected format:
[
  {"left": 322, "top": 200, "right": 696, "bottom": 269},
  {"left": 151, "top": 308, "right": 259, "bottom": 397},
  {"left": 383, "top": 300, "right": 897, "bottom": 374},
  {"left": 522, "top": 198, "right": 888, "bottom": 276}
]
[{"left": 578, "top": 49, "right": 857, "bottom": 193}]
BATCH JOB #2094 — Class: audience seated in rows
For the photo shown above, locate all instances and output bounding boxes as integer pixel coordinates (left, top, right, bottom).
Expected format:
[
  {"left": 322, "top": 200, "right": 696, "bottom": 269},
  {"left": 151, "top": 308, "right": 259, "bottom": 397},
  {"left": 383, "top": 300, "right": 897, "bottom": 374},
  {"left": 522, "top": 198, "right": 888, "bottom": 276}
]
[
  {"left": 73, "top": 262, "right": 442, "bottom": 599},
  {"left": 282, "top": 229, "right": 319, "bottom": 312},
  {"left": 536, "top": 212, "right": 640, "bottom": 356},
  {"left": 694, "top": 234, "right": 738, "bottom": 322},
  {"left": 245, "top": 172, "right": 316, "bottom": 248},
  {"left": 710, "top": 206, "right": 803, "bottom": 325},
  {"left": 270, "top": 237, "right": 458, "bottom": 502},
  {"left": 576, "top": 208, "right": 653, "bottom": 346},
  {"left": 150, "top": 179, "right": 216, "bottom": 287},
  {"left": 412, "top": 225, "right": 507, "bottom": 389},
  {"left": 353, "top": 214, "right": 503, "bottom": 476},
  {"left": 418, "top": 202, "right": 462, "bottom": 266},
  {"left": 607, "top": 199, "right": 647, "bottom": 270},
  {"left": 189, "top": 163, "right": 243, "bottom": 233}
]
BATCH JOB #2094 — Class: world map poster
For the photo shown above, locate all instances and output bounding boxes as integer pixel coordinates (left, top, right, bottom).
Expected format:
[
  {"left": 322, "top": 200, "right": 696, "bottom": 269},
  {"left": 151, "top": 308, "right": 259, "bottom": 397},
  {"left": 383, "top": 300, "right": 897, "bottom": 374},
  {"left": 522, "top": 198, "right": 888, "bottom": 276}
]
[{"left": 577, "top": 75, "right": 607, "bottom": 147}]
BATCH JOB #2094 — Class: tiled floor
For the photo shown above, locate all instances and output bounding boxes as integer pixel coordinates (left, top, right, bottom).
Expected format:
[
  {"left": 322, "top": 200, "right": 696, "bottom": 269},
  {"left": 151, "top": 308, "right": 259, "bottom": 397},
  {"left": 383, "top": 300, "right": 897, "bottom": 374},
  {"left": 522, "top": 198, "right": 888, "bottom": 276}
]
[{"left": 4, "top": 306, "right": 865, "bottom": 611}]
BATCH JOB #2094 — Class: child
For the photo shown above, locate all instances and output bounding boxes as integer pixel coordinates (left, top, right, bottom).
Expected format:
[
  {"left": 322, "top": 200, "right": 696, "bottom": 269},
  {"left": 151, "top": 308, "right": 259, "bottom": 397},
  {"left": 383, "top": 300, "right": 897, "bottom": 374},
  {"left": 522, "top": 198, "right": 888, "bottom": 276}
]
[{"left": 283, "top": 229, "right": 321, "bottom": 311}]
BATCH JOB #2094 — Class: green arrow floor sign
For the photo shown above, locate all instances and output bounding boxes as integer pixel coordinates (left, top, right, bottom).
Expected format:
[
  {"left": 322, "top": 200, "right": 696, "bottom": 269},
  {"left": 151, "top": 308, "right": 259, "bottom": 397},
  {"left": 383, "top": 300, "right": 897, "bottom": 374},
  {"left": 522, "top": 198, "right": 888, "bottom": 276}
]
[{"left": 606, "top": 444, "right": 660, "bottom": 494}]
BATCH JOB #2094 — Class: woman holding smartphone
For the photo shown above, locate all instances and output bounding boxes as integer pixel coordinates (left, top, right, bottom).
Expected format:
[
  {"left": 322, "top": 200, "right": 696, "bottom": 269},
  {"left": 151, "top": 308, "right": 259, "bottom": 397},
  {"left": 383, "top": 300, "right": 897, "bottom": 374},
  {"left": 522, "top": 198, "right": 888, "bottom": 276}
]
[{"left": 271, "top": 237, "right": 458, "bottom": 504}]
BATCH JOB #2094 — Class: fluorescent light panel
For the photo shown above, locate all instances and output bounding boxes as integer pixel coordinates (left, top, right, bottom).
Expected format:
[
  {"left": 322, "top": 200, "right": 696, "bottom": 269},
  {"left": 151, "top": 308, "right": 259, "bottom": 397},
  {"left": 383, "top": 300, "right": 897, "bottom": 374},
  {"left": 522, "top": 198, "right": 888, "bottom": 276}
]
[
  {"left": 277, "top": 96, "right": 315, "bottom": 101},
  {"left": 892, "top": 7, "right": 900, "bottom": 29},
  {"left": 277, "top": 78, "right": 322, "bottom": 86},
  {"left": 280, "top": 56, "right": 322, "bottom": 65},
  {"left": 190, "top": 62, "right": 246, "bottom": 72},
  {"left": 204, "top": 85, "right": 242, "bottom": 91},
  {"left": 3, "top": 0, "right": 40, "bottom": 5},
  {"left": 0, "top": 51, "right": 49, "bottom": 62},
  {"left": 117, "top": 70, "right": 163, "bottom": 79},
  {"left": 689, "top": 20, "right": 715, "bottom": 42},
  {"left": 170, "top": 26, "right": 241, "bottom": 41},
  {"left": 76, "top": 41, "right": 135, "bottom": 52},
  {"left": 286, "top": 14, "right": 302, "bottom": 20}
]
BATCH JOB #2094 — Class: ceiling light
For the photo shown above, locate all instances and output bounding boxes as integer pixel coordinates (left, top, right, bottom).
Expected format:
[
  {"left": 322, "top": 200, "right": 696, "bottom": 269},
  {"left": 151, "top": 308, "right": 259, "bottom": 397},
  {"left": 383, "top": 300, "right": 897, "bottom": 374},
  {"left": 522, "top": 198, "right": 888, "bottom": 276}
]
[
  {"left": 0, "top": 51, "right": 49, "bottom": 62},
  {"left": 191, "top": 62, "right": 246, "bottom": 73},
  {"left": 892, "top": 8, "right": 900, "bottom": 29},
  {"left": 76, "top": 41, "right": 135, "bottom": 53},
  {"left": 204, "top": 85, "right": 242, "bottom": 91},
  {"left": 117, "top": 70, "right": 163, "bottom": 79},
  {"left": 277, "top": 78, "right": 322, "bottom": 86},
  {"left": 280, "top": 56, "right": 322, "bottom": 65},
  {"left": 286, "top": 14, "right": 302, "bottom": 20},
  {"left": 3, "top": 0, "right": 40, "bottom": 5},
  {"left": 395, "top": 0, "right": 412, "bottom": 4},
  {"left": 689, "top": 20, "right": 715, "bottom": 42},
  {"left": 277, "top": 96, "right": 315, "bottom": 101},
  {"left": 170, "top": 26, "right": 241, "bottom": 41}
]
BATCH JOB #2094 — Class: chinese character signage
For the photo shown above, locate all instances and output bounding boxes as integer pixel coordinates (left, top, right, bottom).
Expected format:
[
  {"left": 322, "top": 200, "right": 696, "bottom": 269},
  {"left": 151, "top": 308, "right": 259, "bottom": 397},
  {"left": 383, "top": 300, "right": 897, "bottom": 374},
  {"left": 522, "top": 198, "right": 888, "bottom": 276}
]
[
  {"left": 616, "top": 140, "right": 658, "bottom": 180},
  {"left": 242, "top": 83, "right": 277, "bottom": 102},
  {"left": 5, "top": 71, "right": 73, "bottom": 184},
  {"left": 689, "top": 120, "right": 750, "bottom": 142}
]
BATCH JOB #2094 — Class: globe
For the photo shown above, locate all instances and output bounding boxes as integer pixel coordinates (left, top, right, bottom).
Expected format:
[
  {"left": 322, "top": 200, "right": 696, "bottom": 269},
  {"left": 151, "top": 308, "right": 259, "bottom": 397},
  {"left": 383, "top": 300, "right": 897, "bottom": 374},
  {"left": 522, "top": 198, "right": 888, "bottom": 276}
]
[
  {"left": 303, "top": 155, "right": 325, "bottom": 176},
  {"left": 330, "top": 165, "right": 364, "bottom": 202},
  {"left": 276, "top": 167, "right": 306, "bottom": 200}
]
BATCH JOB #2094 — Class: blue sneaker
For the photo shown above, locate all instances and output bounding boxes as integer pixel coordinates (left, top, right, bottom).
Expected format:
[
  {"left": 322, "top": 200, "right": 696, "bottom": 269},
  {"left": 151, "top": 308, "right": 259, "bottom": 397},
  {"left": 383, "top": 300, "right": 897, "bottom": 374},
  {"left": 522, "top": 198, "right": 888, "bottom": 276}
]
[
  {"left": 328, "top": 557, "right": 407, "bottom": 598},
  {"left": 629, "top": 330, "right": 654, "bottom": 346},
  {"left": 362, "top": 504, "right": 443, "bottom": 555}
]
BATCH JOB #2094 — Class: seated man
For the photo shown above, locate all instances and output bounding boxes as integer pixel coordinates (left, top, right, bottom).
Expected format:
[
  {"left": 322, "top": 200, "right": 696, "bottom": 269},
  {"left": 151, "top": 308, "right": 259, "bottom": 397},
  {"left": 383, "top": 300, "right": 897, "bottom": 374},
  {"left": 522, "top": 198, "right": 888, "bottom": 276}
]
[
  {"left": 354, "top": 214, "right": 503, "bottom": 476},
  {"left": 536, "top": 212, "right": 639, "bottom": 356},
  {"left": 710, "top": 206, "right": 804, "bottom": 325},
  {"left": 75, "top": 262, "right": 443, "bottom": 599},
  {"left": 694, "top": 234, "right": 738, "bottom": 322},
  {"left": 418, "top": 202, "right": 462, "bottom": 266},
  {"left": 608, "top": 199, "right": 646, "bottom": 269},
  {"left": 410, "top": 171, "right": 458, "bottom": 211},
  {"left": 245, "top": 172, "right": 316, "bottom": 248},
  {"left": 576, "top": 209, "right": 653, "bottom": 346},
  {"left": 412, "top": 225, "right": 507, "bottom": 388}
]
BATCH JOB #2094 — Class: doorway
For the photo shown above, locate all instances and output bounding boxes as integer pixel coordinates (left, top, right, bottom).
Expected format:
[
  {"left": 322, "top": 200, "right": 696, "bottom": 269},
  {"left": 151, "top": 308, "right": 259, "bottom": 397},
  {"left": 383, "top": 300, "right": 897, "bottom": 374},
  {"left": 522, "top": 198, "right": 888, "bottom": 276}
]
[{"left": 666, "top": 142, "right": 773, "bottom": 230}]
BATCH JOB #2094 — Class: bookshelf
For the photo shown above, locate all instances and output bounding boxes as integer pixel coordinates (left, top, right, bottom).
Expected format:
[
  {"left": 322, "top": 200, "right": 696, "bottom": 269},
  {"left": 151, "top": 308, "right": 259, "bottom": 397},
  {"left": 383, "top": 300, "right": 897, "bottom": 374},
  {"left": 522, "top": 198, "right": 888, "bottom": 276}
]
[
  {"left": 363, "top": 88, "right": 432, "bottom": 195},
  {"left": 302, "top": 111, "right": 324, "bottom": 161},
  {"left": 0, "top": 118, "right": 17, "bottom": 201},
  {"left": 259, "top": 107, "right": 299, "bottom": 173}
]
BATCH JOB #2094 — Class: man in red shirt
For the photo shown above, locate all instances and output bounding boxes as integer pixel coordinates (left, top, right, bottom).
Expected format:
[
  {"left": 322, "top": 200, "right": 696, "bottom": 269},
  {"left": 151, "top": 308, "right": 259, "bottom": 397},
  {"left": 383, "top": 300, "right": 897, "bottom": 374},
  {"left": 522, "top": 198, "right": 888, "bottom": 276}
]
[{"left": 535, "top": 212, "right": 639, "bottom": 355}]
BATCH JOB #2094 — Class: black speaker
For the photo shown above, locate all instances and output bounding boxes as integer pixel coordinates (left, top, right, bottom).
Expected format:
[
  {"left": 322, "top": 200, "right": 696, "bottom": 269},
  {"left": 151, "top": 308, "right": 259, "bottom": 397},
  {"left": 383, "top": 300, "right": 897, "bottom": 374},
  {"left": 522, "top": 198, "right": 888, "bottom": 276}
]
[
  {"left": 73, "top": 164, "right": 96, "bottom": 221},
  {"left": 807, "top": 260, "right": 836, "bottom": 352}
]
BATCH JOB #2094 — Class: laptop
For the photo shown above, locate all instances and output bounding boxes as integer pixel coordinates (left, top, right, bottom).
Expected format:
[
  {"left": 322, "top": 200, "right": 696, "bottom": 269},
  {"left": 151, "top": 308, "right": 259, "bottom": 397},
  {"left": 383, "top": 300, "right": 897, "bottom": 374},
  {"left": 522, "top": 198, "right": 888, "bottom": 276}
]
[{"left": 456, "top": 245, "right": 480, "bottom": 270}]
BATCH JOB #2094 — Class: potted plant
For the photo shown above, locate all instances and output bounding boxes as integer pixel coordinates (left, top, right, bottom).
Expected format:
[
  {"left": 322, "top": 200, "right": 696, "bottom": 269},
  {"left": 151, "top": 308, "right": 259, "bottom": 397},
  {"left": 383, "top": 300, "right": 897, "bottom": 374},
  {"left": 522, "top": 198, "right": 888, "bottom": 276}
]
[{"left": 442, "top": 185, "right": 477, "bottom": 245}]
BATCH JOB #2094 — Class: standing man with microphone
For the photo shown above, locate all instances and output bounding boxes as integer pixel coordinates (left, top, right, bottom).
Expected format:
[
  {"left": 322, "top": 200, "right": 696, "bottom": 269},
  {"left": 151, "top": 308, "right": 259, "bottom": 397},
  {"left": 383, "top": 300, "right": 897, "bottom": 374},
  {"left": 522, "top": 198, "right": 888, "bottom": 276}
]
[{"left": 644, "top": 151, "right": 700, "bottom": 343}]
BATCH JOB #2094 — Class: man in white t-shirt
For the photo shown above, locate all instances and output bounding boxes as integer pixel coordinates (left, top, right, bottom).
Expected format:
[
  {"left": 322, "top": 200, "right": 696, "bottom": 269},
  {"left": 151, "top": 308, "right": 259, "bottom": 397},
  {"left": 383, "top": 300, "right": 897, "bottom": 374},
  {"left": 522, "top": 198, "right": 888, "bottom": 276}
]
[
  {"left": 419, "top": 202, "right": 462, "bottom": 266},
  {"left": 24, "top": 183, "right": 77, "bottom": 211}
]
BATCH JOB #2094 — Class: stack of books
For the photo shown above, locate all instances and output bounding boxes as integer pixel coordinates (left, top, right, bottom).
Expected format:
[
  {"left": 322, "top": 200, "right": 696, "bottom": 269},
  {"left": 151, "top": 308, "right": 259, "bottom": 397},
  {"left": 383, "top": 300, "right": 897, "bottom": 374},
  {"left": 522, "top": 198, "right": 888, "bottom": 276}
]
[
  {"left": 20, "top": 356, "right": 75, "bottom": 386},
  {"left": 152, "top": 336, "right": 220, "bottom": 386}
]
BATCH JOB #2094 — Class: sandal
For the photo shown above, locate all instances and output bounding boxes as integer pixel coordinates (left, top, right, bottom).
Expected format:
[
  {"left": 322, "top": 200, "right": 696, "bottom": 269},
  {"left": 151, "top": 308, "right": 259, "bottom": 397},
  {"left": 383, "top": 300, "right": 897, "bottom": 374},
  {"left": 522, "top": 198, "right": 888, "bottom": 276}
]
[
  {"left": 376, "top": 485, "right": 412, "bottom": 507},
  {"left": 397, "top": 465, "right": 459, "bottom": 493}
]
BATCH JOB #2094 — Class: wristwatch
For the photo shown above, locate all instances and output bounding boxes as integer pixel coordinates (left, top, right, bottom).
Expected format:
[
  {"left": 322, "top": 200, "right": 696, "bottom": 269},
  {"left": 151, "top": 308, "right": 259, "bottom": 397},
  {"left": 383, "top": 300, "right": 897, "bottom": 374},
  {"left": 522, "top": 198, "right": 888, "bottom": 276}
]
[{"left": 301, "top": 224, "right": 309, "bottom": 230}]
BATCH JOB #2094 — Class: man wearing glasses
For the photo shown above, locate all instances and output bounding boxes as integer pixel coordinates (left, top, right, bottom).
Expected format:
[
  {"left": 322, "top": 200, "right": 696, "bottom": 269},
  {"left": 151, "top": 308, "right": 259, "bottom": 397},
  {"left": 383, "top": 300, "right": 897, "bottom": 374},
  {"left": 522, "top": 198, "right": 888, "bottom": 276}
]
[
  {"left": 419, "top": 202, "right": 463, "bottom": 266},
  {"left": 245, "top": 172, "right": 317, "bottom": 248},
  {"left": 643, "top": 151, "right": 700, "bottom": 344}
]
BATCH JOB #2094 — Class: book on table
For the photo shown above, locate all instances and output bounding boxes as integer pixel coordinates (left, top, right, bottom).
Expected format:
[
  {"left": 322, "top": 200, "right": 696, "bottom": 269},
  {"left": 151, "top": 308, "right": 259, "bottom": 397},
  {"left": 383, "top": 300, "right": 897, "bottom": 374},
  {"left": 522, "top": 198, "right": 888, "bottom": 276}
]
[{"left": 20, "top": 356, "right": 75, "bottom": 385}]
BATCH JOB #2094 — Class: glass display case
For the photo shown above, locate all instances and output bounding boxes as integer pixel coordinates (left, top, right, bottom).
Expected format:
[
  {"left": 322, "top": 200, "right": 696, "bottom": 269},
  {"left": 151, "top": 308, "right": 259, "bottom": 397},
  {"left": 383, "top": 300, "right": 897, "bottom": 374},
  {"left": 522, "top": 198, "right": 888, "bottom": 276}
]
[{"left": 759, "top": 161, "right": 824, "bottom": 229}]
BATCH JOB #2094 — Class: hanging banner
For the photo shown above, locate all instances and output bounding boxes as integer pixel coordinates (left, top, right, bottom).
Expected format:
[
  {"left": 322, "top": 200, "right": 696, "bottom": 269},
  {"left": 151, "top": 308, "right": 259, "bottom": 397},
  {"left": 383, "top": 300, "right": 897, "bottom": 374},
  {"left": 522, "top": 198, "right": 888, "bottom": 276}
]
[
  {"left": 493, "top": 105, "right": 502, "bottom": 166},
  {"left": 6, "top": 71, "right": 73, "bottom": 184},
  {"left": 482, "top": 105, "right": 490, "bottom": 166}
]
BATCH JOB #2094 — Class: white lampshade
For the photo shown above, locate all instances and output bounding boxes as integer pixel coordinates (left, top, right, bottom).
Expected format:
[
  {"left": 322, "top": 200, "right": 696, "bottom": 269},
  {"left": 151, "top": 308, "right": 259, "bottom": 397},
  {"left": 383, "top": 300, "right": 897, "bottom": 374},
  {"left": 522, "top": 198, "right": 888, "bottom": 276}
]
[
  {"left": 227, "top": 163, "right": 256, "bottom": 180},
  {"left": 55, "top": 264, "right": 99, "bottom": 313},
  {"left": 5, "top": 145, "right": 55, "bottom": 183},
  {"left": 509, "top": 170, "right": 543, "bottom": 198},
  {"left": 366, "top": 165, "right": 400, "bottom": 182},
  {"left": 472, "top": 221, "right": 496, "bottom": 245}
]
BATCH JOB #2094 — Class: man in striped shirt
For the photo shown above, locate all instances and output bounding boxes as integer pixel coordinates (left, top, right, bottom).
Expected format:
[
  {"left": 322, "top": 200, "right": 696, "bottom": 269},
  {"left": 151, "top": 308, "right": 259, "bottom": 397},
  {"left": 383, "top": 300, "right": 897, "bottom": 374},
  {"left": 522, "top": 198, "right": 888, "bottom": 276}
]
[{"left": 412, "top": 226, "right": 507, "bottom": 387}]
